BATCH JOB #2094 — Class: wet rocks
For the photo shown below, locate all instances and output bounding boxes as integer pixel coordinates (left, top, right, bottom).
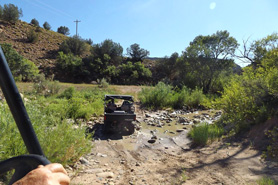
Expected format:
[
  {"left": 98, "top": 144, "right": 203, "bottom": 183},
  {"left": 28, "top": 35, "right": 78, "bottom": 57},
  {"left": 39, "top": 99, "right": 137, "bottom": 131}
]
[
  {"left": 176, "top": 129, "right": 184, "bottom": 133},
  {"left": 148, "top": 139, "right": 156, "bottom": 144},
  {"left": 143, "top": 109, "right": 222, "bottom": 131}
]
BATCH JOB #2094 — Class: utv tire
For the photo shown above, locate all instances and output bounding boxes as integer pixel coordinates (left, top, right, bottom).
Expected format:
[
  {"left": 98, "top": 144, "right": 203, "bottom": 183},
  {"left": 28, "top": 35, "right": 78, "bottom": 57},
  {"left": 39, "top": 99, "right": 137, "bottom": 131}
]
[{"left": 121, "top": 122, "right": 135, "bottom": 136}]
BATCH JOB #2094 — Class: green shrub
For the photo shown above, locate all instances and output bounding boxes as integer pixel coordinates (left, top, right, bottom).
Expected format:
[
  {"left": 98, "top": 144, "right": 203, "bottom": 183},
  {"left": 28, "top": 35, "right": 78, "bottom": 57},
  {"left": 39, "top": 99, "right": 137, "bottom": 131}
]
[
  {"left": 55, "top": 87, "right": 111, "bottom": 120},
  {"left": 171, "top": 87, "right": 190, "bottom": 109},
  {"left": 1, "top": 4, "right": 22, "bottom": 23},
  {"left": 27, "top": 29, "right": 39, "bottom": 43},
  {"left": 0, "top": 43, "right": 39, "bottom": 81},
  {"left": 139, "top": 82, "right": 172, "bottom": 109},
  {"left": 217, "top": 66, "right": 273, "bottom": 133},
  {"left": 188, "top": 87, "right": 206, "bottom": 108},
  {"left": 41, "top": 121, "right": 91, "bottom": 165},
  {"left": 56, "top": 52, "right": 82, "bottom": 79},
  {"left": 139, "top": 82, "right": 208, "bottom": 109},
  {"left": 0, "top": 101, "right": 91, "bottom": 166},
  {"left": 58, "top": 86, "right": 75, "bottom": 99},
  {"left": 98, "top": 78, "right": 109, "bottom": 88},
  {"left": 30, "top": 18, "right": 39, "bottom": 27},
  {"left": 43, "top": 21, "right": 51, "bottom": 30},
  {"left": 33, "top": 74, "right": 60, "bottom": 96},
  {"left": 59, "top": 36, "right": 87, "bottom": 56},
  {"left": 188, "top": 122, "right": 223, "bottom": 146},
  {"left": 33, "top": 74, "right": 47, "bottom": 94},
  {"left": 257, "top": 176, "right": 276, "bottom": 185},
  {"left": 57, "top": 26, "right": 70, "bottom": 35}
]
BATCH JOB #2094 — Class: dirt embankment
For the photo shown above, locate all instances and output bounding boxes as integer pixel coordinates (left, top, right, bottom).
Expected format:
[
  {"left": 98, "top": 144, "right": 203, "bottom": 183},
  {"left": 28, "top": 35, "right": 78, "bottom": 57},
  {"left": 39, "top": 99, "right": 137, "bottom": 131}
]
[{"left": 70, "top": 107, "right": 278, "bottom": 185}]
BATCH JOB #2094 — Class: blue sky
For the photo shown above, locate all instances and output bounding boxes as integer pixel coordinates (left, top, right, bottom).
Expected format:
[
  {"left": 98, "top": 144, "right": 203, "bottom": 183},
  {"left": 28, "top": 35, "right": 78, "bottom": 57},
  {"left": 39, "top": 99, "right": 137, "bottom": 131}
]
[{"left": 1, "top": 0, "right": 278, "bottom": 65}]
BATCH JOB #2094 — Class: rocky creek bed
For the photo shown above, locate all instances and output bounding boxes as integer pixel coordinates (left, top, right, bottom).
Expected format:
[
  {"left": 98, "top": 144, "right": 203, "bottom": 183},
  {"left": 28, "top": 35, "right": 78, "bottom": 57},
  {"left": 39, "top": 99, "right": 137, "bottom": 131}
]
[{"left": 70, "top": 108, "right": 278, "bottom": 185}]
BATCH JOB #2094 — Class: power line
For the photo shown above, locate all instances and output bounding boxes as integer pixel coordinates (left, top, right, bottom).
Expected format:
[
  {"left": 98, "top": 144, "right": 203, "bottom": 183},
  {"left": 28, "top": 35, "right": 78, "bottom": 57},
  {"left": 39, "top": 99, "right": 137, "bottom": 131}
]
[{"left": 74, "top": 20, "right": 81, "bottom": 36}]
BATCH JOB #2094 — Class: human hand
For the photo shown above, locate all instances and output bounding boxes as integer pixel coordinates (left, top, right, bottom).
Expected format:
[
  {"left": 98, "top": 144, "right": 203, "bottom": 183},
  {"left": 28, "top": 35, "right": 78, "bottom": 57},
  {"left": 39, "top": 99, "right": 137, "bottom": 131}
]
[{"left": 13, "top": 163, "right": 70, "bottom": 185}]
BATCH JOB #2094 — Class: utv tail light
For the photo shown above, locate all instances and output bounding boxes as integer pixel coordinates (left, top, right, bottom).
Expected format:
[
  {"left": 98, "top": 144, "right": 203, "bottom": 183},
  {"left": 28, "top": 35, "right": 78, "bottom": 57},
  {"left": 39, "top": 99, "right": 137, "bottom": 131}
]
[{"left": 104, "top": 115, "right": 106, "bottom": 121}]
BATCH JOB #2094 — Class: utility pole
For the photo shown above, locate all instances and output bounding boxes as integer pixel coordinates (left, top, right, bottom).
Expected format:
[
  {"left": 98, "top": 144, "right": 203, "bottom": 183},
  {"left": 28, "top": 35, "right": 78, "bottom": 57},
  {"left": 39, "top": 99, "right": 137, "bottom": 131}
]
[{"left": 74, "top": 19, "right": 81, "bottom": 37}]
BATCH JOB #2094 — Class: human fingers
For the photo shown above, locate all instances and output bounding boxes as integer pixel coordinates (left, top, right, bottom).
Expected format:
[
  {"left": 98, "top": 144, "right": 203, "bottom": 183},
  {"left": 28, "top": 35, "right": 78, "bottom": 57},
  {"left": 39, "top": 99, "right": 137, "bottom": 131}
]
[
  {"left": 44, "top": 163, "right": 68, "bottom": 175},
  {"left": 52, "top": 172, "right": 70, "bottom": 185}
]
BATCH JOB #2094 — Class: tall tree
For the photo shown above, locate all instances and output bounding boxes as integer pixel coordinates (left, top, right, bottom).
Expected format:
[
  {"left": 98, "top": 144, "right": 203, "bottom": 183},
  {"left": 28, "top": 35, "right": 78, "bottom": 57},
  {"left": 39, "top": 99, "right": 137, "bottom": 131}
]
[
  {"left": 183, "top": 30, "right": 239, "bottom": 93},
  {"left": 2, "top": 4, "right": 22, "bottom": 23},
  {"left": 92, "top": 39, "right": 123, "bottom": 66},
  {"left": 236, "top": 33, "right": 278, "bottom": 67},
  {"left": 126, "top": 43, "right": 150, "bottom": 62}
]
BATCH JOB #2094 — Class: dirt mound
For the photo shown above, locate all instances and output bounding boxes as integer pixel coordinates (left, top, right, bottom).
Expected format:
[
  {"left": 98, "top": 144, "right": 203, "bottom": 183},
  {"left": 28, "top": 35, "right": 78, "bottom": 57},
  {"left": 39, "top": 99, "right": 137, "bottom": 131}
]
[{"left": 247, "top": 117, "right": 278, "bottom": 150}]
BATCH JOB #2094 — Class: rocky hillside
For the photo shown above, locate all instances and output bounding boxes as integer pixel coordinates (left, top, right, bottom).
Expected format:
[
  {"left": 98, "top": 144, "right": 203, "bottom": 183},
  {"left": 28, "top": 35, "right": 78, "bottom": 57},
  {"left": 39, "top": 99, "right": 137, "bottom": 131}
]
[{"left": 0, "top": 20, "right": 67, "bottom": 74}]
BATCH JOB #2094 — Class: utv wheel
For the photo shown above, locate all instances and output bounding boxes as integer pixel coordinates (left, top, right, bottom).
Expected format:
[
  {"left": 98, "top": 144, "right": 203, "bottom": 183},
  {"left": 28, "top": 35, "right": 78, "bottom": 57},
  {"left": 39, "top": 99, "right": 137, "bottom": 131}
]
[{"left": 121, "top": 122, "right": 135, "bottom": 135}]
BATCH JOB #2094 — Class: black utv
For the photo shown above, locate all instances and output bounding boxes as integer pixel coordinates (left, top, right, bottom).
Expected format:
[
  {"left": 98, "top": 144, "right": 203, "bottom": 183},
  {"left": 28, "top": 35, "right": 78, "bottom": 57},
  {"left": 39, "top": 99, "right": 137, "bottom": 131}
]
[{"left": 104, "top": 95, "right": 136, "bottom": 135}]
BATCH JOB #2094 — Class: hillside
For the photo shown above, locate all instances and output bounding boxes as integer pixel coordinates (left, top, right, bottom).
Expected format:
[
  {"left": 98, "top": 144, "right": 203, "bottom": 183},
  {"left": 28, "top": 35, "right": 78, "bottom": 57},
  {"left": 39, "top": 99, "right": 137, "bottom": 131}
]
[{"left": 0, "top": 20, "right": 67, "bottom": 74}]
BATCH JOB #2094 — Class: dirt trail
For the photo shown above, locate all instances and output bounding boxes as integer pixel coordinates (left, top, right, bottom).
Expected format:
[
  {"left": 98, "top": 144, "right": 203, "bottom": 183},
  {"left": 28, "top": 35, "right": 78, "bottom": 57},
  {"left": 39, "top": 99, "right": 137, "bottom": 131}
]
[{"left": 70, "top": 106, "right": 278, "bottom": 185}]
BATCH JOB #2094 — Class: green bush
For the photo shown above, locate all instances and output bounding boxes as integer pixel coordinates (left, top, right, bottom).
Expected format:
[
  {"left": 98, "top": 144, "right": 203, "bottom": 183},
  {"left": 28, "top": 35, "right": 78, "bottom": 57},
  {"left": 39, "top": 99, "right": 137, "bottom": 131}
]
[
  {"left": 27, "top": 29, "right": 39, "bottom": 43},
  {"left": 188, "top": 87, "right": 206, "bottom": 108},
  {"left": 33, "top": 74, "right": 61, "bottom": 96},
  {"left": 55, "top": 87, "right": 112, "bottom": 120},
  {"left": 0, "top": 101, "right": 91, "bottom": 166},
  {"left": 1, "top": 4, "right": 22, "bottom": 23},
  {"left": 57, "top": 26, "right": 70, "bottom": 35},
  {"left": 59, "top": 36, "right": 87, "bottom": 56},
  {"left": 257, "top": 176, "right": 276, "bottom": 185},
  {"left": 0, "top": 43, "right": 39, "bottom": 81},
  {"left": 217, "top": 48, "right": 278, "bottom": 135},
  {"left": 98, "top": 78, "right": 109, "bottom": 88},
  {"left": 188, "top": 122, "right": 223, "bottom": 146},
  {"left": 217, "top": 68, "right": 273, "bottom": 132},
  {"left": 43, "top": 21, "right": 51, "bottom": 30},
  {"left": 117, "top": 61, "right": 152, "bottom": 85},
  {"left": 33, "top": 74, "right": 47, "bottom": 94},
  {"left": 56, "top": 52, "right": 82, "bottom": 79},
  {"left": 30, "top": 18, "right": 39, "bottom": 27},
  {"left": 171, "top": 87, "right": 190, "bottom": 109},
  {"left": 139, "top": 82, "right": 208, "bottom": 109},
  {"left": 139, "top": 82, "right": 172, "bottom": 109},
  {"left": 57, "top": 86, "right": 75, "bottom": 99}
]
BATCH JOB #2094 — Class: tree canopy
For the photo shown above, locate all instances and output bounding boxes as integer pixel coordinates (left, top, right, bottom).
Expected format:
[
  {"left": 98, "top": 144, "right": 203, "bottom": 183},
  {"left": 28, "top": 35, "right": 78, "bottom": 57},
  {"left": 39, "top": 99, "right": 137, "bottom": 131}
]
[
  {"left": 43, "top": 21, "right": 51, "bottom": 30},
  {"left": 92, "top": 39, "right": 123, "bottom": 66},
  {"left": 126, "top": 43, "right": 150, "bottom": 62},
  {"left": 30, "top": 18, "right": 39, "bottom": 27},
  {"left": 185, "top": 30, "right": 238, "bottom": 59},
  {"left": 1, "top": 4, "right": 22, "bottom": 23},
  {"left": 57, "top": 26, "right": 70, "bottom": 35}
]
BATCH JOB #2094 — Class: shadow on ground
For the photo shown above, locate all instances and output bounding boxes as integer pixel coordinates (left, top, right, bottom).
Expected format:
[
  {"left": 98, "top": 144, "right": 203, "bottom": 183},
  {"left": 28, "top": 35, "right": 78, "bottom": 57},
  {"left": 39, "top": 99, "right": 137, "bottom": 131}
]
[{"left": 86, "top": 123, "right": 124, "bottom": 140}]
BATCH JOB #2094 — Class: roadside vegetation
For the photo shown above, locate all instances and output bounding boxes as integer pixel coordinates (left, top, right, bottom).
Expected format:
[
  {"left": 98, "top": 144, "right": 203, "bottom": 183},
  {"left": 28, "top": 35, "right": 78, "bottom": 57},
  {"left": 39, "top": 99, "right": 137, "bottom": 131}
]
[
  {"left": 0, "top": 77, "right": 114, "bottom": 167},
  {"left": 188, "top": 122, "right": 224, "bottom": 146},
  {"left": 139, "top": 82, "right": 207, "bottom": 110}
]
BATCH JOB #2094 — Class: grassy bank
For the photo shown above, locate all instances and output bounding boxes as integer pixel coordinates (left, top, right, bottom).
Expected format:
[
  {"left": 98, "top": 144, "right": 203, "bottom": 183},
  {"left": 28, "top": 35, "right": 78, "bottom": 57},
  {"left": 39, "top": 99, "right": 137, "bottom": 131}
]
[{"left": 0, "top": 83, "right": 115, "bottom": 167}]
